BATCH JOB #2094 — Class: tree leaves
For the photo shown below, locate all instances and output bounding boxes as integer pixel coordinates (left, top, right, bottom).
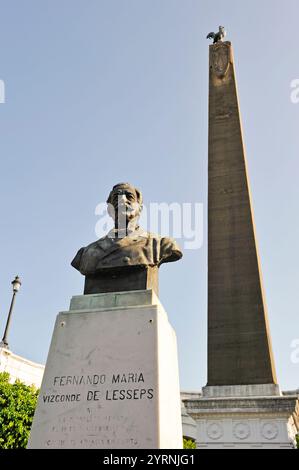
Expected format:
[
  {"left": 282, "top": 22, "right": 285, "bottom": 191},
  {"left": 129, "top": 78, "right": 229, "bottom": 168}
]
[
  {"left": 183, "top": 438, "right": 196, "bottom": 449},
  {"left": 0, "top": 372, "right": 39, "bottom": 449}
]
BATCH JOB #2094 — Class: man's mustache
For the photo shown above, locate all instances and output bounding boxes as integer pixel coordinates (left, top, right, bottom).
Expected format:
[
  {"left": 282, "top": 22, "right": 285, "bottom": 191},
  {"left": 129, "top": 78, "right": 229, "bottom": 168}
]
[{"left": 114, "top": 203, "right": 138, "bottom": 212}]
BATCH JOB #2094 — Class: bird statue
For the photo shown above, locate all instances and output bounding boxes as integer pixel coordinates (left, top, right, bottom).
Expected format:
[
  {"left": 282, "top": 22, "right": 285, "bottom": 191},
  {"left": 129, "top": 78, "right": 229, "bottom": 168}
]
[{"left": 207, "top": 26, "right": 226, "bottom": 44}]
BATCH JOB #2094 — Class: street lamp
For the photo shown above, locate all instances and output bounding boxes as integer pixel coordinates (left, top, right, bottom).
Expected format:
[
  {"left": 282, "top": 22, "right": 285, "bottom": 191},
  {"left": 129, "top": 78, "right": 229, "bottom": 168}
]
[{"left": 0, "top": 276, "right": 22, "bottom": 350}]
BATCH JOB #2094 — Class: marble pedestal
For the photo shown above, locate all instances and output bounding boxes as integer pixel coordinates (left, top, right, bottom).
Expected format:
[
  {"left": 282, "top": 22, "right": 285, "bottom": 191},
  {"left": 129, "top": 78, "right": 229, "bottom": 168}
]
[
  {"left": 184, "top": 387, "right": 299, "bottom": 449},
  {"left": 28, "top": 290, "right": 182, "bottom": 449}
]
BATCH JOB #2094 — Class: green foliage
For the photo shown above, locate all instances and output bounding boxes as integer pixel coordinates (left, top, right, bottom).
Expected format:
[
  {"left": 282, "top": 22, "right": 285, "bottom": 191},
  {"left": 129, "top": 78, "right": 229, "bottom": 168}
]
[
  {"left": 296, "top": 434, "right": 299, "bottom": 449},
  {"left": 183, "top": 437, "right": 196, "bottom": 449},
  {"left": 0, "top": 372, "right": 39, "bottom": 449}
]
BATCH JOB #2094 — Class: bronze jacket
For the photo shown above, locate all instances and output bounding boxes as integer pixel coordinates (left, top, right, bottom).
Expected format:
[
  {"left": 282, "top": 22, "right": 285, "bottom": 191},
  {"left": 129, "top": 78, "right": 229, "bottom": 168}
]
[{"left": 71, "top": 228, "right": 182, "bottom": 276}]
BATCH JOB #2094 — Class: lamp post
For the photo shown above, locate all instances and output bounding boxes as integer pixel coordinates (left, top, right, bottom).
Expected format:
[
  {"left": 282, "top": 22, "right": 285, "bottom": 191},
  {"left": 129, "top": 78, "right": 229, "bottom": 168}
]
[{"left": 0, "top": 276, "right": 22, "bottom": 350}]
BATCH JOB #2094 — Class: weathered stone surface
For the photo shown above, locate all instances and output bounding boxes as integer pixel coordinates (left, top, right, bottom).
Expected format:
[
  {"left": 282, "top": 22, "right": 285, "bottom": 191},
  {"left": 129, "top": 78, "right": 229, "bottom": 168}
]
[
  {"left": 207, "top": 42, "right": 277, "bottom": 386},
  {"left": 69, "top": 289, "right": 157, "bottom": 311},
  {"left": 185, "top": 396, "right": 299, "bottom": 415},
  {"left": 27, "top": 290, "right": 182, "bottom": 449},
  {"left": 202, "top": 384, "right": 281, "bottom": 398}
]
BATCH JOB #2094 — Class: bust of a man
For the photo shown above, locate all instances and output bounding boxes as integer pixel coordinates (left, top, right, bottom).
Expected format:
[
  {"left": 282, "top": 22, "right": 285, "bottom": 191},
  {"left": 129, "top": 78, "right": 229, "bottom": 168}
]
[{"left": 71, "top": 183, "right": 182, "bottom": 294}]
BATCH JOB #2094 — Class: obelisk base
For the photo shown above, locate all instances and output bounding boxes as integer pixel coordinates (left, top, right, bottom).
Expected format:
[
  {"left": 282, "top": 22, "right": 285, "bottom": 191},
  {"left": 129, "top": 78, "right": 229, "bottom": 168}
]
[
  {"left": 202, "top": 384, "right": 281, "bottom": 398},
  {"left": 184, "top": 394, "right": 299, "bottom": 449},
  {"left": 28, "top": 290, "right": 182, "bottom": 449}
]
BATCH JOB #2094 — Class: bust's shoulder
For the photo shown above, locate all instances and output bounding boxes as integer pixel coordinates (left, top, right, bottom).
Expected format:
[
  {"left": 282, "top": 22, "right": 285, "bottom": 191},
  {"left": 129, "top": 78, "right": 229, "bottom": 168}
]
[
  {"left": 158, "top": 236, "right": 183, "bottom": 264},
  {"left": 145, "top": 231, "right": 178, "bottom": 245},
  {"left": 71, "top": 236, "right": 110, "bottom": 272},
  {"left": 134, "top": 230, "right": 173, "bottom": 246},
  {"left": 84, "top": 236, "right": 109, "bottom": 251},
  {"left": 140, "top": 230, "right": 161, "bottom": 240},
  {"left": 159, "top": 235, "right": 182, "bottom": 252},
  {"left": 137, "top": 230, "right": 179, "bottom": 247}
]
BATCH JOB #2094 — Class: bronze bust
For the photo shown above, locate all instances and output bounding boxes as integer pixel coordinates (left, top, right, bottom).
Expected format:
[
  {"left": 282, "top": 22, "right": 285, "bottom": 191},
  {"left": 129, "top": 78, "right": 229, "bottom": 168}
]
[{"left": 72, "top": 183, "right": 183, "bottom": 295}]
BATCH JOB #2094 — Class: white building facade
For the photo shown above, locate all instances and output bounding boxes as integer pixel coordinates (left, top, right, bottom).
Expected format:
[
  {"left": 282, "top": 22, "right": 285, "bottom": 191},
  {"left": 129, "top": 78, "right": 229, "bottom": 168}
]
[{"left": 0, "top": 346, "right": 44, "bottom": 388}]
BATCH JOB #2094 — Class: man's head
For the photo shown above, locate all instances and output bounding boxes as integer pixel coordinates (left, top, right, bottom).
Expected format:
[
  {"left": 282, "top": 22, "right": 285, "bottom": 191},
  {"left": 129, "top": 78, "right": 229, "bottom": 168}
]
[{"left": 106, "top": 183, "right": 143, "bottom": 225}]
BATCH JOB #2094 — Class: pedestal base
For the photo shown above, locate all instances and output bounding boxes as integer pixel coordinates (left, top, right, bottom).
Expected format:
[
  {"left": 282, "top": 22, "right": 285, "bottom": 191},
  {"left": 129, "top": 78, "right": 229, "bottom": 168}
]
[
  {"left": 28, "top": 290, "right": 182, "bottom": 449},
  {"left": 184, "top": 394, "right": 299, "bottom": 449}
]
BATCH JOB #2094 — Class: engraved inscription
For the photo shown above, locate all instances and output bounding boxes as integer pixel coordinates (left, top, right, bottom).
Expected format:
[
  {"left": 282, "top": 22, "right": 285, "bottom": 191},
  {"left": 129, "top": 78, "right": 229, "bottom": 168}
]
[
  {"left": 45, "top": 412, "right": 140, "bottom": 448},
  {"left": 37, "top": 370, "right": 155, "bottom": 448},
  {"left": 43, "top": 371, "right": 154, "bottom": 404}
]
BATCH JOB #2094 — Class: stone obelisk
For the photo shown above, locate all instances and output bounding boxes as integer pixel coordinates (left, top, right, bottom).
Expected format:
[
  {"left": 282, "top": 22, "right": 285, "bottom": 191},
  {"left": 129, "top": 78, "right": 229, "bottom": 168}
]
[
  {"left": 206, "top": 41, "right": 277, "bottom": 392},
  {"left": 184, "top": 38, "right": 299, "bottom": 449}
]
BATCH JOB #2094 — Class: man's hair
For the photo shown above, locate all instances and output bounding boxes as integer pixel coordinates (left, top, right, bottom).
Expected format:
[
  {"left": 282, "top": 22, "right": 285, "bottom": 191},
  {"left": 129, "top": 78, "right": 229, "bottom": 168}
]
[{"left": 106, "top": 183, "right": 143, "bottom": 205}]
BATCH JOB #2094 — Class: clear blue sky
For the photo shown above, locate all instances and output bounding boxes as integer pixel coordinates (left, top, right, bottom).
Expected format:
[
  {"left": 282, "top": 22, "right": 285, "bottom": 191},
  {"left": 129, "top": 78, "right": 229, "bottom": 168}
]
[{"left": 0, "top": 0, "right": 298, "bottom": 391}]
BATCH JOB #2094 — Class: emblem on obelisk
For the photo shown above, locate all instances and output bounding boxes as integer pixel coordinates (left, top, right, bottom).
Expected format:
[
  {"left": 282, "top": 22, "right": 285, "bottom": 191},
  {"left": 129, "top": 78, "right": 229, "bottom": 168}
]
[{"left": 211, "top": 42, "right": 231, "bottom": 78}]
